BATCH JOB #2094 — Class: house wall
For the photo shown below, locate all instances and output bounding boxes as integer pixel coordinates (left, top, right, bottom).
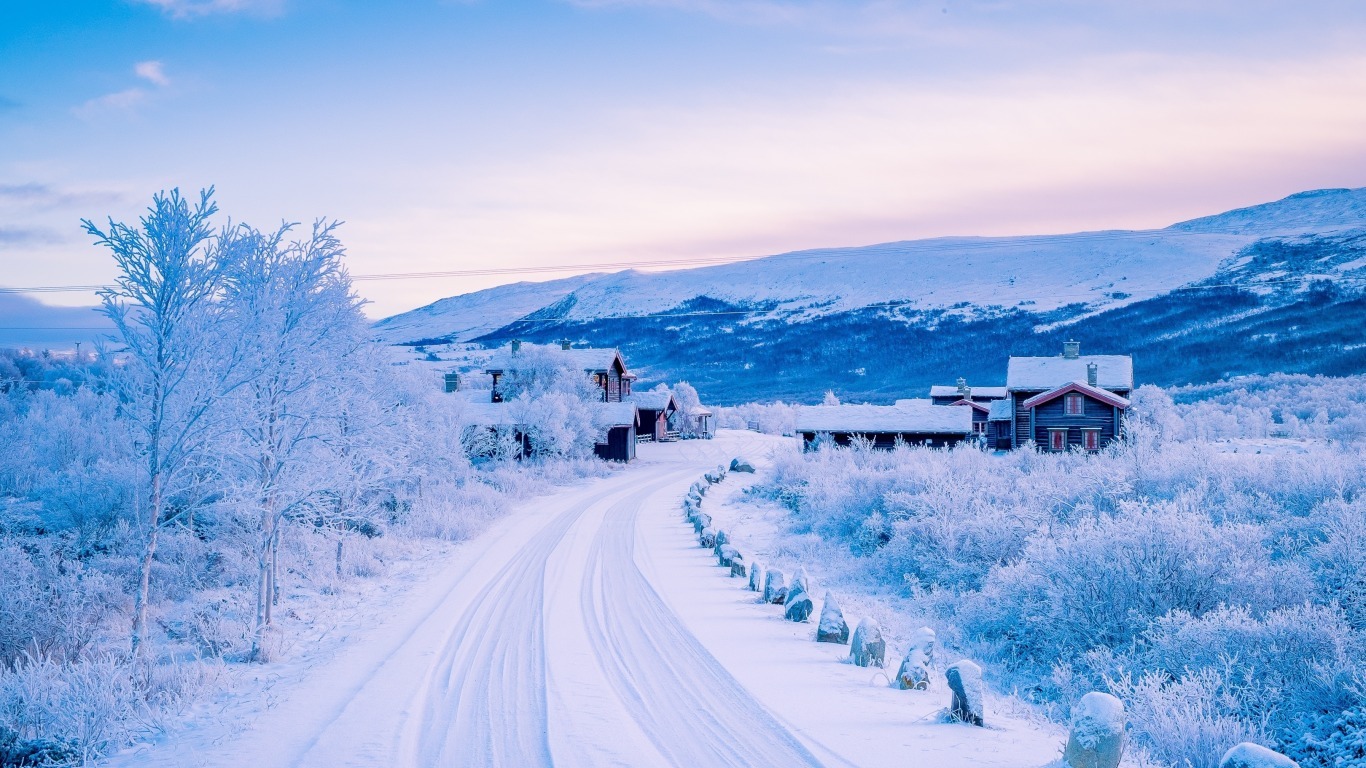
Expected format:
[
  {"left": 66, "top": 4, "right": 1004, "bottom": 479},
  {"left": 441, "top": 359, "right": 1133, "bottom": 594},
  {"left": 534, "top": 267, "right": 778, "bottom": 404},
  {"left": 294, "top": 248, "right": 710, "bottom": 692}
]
[
  {"left": 595, "top": 425, "right": 637, "bottom": 462},
  {"left": 1011, "top": 391, "right": 1037, "bottom": 448},
  {"left": 1029, "top": 393, "right": 1119, "bottom": 450},
  {"left": 987, "top": 420, "right": 1012, "bottom": 450}
]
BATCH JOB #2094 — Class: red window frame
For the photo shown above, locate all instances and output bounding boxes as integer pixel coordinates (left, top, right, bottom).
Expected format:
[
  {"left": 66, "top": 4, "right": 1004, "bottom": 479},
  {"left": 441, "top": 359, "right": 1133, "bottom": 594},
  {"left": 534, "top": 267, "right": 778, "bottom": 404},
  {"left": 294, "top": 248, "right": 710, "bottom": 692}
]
[
  {"left": 1049, "top": 429, "right": 1067, "bottom": 451},
  {"left": 1083, "top": 429, "right": 1100, "bottom": 451},
  {"left": 1065, "top": 393, "right": 1084, "bottom": 415}
]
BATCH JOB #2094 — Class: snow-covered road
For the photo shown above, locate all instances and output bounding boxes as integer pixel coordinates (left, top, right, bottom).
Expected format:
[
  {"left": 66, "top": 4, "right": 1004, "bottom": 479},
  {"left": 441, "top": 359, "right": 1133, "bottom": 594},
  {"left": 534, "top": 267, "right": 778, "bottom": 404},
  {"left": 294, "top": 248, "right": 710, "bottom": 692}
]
[{"left": 107, "top": 431, "right": 1063, "bottom": 768}]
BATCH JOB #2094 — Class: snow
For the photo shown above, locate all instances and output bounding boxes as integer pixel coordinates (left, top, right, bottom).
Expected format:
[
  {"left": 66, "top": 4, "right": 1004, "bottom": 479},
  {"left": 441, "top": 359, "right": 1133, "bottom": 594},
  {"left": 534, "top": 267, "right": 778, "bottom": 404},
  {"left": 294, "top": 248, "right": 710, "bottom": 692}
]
[
  {"left": 370, "top": 273, "right": 600, "bottom": 345},
  {"left": 485, "top": 343, "right": 627, "bottom": 375},
  {"left": 97, "top": 430, "right": 1071, "bottom": 768},
  {"left": 987, "top": 399, "right": 1014, "bottom": 421},
  {"left": 795, "top": 402, "right": 973, "bottom": 434},
  {"left": 1169, "top": 187, "right": 1366, "bottom": 236},
  {"left": 626, "top": 388, "right": 675, "bottom": 410},
  {"left": 1006, "top": 354, "right": 1134, "bottom": 391},
  {"left": 1219, "top": 742, "right": 1301, "bottom": 768}
]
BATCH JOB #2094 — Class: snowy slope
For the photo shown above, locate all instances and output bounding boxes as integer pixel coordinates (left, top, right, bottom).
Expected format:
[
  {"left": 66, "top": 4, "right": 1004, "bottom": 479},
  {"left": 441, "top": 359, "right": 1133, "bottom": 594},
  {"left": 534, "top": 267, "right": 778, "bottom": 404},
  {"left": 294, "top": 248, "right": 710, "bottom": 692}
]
[
  {"left": 375, "top": 187, "right": 1366, "bottom": 344},
  {"left": 370, "top": 272, "right": 601, "bottom": 345}
]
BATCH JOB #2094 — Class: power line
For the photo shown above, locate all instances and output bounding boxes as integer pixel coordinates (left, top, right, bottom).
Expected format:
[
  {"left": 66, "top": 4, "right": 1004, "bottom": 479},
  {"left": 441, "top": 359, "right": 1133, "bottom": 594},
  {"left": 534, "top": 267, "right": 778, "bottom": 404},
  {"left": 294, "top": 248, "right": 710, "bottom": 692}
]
[{"left": 0, "top": 226, "right": 1321, "bottom": 295}]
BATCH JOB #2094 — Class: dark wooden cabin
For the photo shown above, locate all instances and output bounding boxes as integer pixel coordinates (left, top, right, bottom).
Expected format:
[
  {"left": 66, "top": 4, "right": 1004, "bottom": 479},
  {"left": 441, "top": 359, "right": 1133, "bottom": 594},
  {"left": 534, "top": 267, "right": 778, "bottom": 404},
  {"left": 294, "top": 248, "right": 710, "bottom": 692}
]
[
  {"left": 485, "top": 340, "right": 635, "bottom": 404},
  {"left": 795, "top": 403, "right": 973, "bottom": 451},
  {"left": 627, "top": 389, "right": 678, "bottom": 442},
  {"left": 986, "top": 399, "right": 1013, "bottom": 450},
  {"left": 594, "top": 402, "right": 639, "bottom": 462},
  {"left": 1006, "top": 341, "right": 1133, "bottom": 451}
]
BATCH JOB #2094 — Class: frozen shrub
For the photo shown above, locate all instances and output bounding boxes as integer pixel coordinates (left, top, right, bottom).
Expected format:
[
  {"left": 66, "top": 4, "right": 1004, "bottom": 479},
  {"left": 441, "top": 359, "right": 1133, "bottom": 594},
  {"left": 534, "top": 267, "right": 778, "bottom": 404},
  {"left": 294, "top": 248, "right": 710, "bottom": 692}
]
[{"left": 1111, "top": 669, "right": 1270, "bottom": 768}]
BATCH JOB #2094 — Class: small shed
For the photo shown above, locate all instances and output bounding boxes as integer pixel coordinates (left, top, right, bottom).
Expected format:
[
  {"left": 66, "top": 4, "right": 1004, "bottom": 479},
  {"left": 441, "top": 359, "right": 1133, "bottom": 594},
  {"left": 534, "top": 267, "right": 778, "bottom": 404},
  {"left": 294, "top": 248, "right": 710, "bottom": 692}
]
[
  {"left": 627, "top": 389, "right": 678, "bottom": 442},
  {"left": 594, "top": 402, "right": 639, "bottom": 462},
  {"left": 795, "top": 402, "right": 973, "bottom": 450}
]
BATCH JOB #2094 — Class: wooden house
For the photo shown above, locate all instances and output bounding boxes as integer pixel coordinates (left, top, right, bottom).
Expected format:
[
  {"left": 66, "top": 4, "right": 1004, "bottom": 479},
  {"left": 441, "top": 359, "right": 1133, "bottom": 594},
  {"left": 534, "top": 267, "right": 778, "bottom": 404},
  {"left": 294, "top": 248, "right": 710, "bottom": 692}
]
[
  {"left": 484, "top": 340, "right": 636, "bottom": 404},
  {"left": 986, "top": 399, "right": 1013, "bottom": 450},
  {"left": 594, "top": 402, "right": 639, "bottom": 462},
  {"left": 627, "top": 389, "right": 678, "bottom": 442},
  {"left": 1005, "top": 341, "right": 1132, "bottom": 451},
  {"left": 795, "top": 402, "right": 973, "bottom": 450}
]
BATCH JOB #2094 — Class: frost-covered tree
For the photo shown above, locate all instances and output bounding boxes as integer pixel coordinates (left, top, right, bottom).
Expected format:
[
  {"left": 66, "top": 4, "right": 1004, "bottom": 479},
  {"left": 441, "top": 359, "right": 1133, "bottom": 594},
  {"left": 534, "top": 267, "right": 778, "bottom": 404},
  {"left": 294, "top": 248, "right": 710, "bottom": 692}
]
[
  {"left": 672, "top": 381, "right": 704, "bottom": 438},
  {"left": 822, "top": 390, "right": 841, "bottom": 406},
  {"left": 218, "top": 219, "right": 371, "bottom": 660},
  {"left": 83, "top": 188, "right": 246, "bottom": 655}
]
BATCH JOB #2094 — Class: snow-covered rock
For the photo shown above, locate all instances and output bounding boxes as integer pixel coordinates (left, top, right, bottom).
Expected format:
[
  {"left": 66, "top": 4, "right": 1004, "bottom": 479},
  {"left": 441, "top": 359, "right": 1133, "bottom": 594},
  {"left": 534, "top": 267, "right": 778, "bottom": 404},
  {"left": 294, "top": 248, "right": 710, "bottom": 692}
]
[
  {"left": 945, "top": 660, "right": 984, "bottom": 726},
  {"left": 730, "top": 555, "right": 747, "bottom": 579},
  {"left": 791, "top": 567, "right": 809, "bottom": 594},
  {"left": 729, "top": 457, "right": 756, "bottom": 473},
  {"left": 718, "top": 543, "right": 739, "bottom": 568},
  {"left": 849, "top": 618, "right": 885, "bottom": 668},
  {"left": 699, "top": 527, "right": 716, "bottom": 549},
  {"left": 1063, "top": 692, "right": 1125, "bottom": 768},
  {"left": 895, "top": 627, "right": 936, "bottom": 690},
  {"left": 763, "top": 570, "right": 788, "bottom": 605},
  {"left": 693, "top": 512, "right": 711, "bottom": 535},
  {"left": 1219, "top": 743, "right": 1300, "bottom": 768},
  {"left": 783, "top": 584, "right": 813, "bottom": 622},
  {"left": 748, "top": 563, "right": 764, "bottom": 592},
  {"left": 712, "top": 530, "right": 729, "bottom": 558},
  {"left": 816, "top": 594, "right": 849, "bottom": 644}
]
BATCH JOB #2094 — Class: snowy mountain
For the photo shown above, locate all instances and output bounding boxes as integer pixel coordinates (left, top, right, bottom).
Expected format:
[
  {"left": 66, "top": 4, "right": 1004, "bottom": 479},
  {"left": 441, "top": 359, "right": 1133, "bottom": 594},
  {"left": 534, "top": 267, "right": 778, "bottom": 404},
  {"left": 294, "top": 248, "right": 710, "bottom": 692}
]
[
  {"left": 0, "top": 293, "right": 111, "bottom": 349},
  {"left": 379, "top": 188, "right": 1366, "bottom": 404}
]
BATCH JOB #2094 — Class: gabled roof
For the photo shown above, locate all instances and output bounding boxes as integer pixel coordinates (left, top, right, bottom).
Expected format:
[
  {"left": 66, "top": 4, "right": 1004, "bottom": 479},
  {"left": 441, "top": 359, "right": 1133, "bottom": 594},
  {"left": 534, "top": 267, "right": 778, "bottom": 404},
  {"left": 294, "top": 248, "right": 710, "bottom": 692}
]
[
  {"left": 929, "top": 385, "right": 1009, "bottom": 399},
  {"left": 795, "top": 402, "right": 973, "bottom": 435},
  {"left": 987, "top": 399, "right": 1013, "bottom": 421},
  {"left": 459, "top": 401, "right": 523, "bottom": 428},
  {"left": 949, "top": 398, "right": 991, "bottom": 414},
  {"left": 485, "top": 343, "right": 629, "bottom": 376},
  {"left": 627, "top": 389, "right": 677, "bottom": 412},
  {"left": 1022, "top": 380, "right": 1132, "bottom": 410},
  {"left": 1006, "top": 354, "right": 1133, "bottom": 391}
]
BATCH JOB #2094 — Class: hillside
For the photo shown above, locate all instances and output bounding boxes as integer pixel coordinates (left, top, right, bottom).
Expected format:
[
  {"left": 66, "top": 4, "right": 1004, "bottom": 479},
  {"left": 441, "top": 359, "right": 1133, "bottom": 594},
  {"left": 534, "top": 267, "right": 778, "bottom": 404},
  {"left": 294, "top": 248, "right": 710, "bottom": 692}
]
[{"left": 378, "top": 188, "right": 1366, "bottom": 405}]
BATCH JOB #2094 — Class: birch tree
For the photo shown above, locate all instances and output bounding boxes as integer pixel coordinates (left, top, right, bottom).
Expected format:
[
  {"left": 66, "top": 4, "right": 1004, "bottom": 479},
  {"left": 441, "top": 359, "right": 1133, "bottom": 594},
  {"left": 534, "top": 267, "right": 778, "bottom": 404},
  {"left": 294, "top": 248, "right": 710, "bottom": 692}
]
[
  {"left": 83, "top": 188, "right": 244, "bottom": 655},
  {"left": 218, "top": 220, "right": 369, "bottom": 660}
]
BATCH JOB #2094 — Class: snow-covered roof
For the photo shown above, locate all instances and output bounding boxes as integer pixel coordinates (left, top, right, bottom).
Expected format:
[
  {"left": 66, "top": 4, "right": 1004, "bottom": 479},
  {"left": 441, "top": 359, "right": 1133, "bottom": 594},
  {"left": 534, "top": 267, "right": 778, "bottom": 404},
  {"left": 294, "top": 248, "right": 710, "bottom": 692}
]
[
  {"left": 599, "top": 402, "right": 639, "bottom": 427},
  {"left": 485, "top": 343, "right": 627, "bottom": 375},
  {"left": 928, "top": 385, "right": 1008, "bottom": 399},
  {"left": 795, "top": 403, "right": 973, "bottom": 435},
  {"left": 894, "top": 398, "right": 933, "bottom": 408},
  {"left": 627, "top": 390, "right": 677, "bottom": 411},
  {"left": 949, "top": 399, "right": 991, "bottom": 413},
  {"left": 1022, "top": 381, "right": 1132, "bottom": 410},
  {"left": 987, "top": 399, "right": 1014, "bottom": 421},
  {"left": 460, "top": 401, "right": 522, "bottom": 428},
  {"left": 1006, "top": 354, "right": 1133, "bottom": 391}
]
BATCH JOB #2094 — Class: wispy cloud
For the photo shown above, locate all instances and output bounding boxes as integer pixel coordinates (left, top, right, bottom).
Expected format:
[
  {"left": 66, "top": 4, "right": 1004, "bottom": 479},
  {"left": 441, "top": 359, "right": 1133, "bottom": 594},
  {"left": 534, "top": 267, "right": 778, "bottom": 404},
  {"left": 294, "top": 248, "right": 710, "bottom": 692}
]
[
  {"left": 72, "top": 61, "right": 173, "bottom": 120},
  {"left": 135, "top": 60, "right": 170, "bottom": 86},
  {"left": 0, "top": 182, "right": 127, "bottom": 208},
  {"left": 133, "top": 0, "right": 286, "bottom": 19},
  {"left": 0, "top": 227, "right": 64, "bottom": 246}
]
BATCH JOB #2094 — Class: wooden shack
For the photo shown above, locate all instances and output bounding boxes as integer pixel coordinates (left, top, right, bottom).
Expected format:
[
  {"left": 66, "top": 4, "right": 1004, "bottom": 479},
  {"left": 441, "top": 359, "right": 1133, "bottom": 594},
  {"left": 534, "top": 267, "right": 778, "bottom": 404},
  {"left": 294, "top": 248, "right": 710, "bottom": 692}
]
[
  {"left": 484, "top": 340, "right": 636, "bottom": 403},
  {"left": 594, "top": 402, "right": 639, "bottom": 462},
  {"left": 1006, "top": 341, "right": 1133, "bottom": 451},
  {"left": 627, "top": 389, "right": 678, "bottom": 442},
  {"left": 795, "top": 402, "right": 973, "bottom": 450}
]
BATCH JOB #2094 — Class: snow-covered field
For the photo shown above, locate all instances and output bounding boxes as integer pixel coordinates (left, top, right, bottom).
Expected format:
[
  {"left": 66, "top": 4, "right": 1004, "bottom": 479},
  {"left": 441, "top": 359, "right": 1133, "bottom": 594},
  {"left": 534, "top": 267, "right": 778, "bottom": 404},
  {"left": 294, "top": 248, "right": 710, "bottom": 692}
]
[{"left": 99, "top": 431, "right": 1065, "bottom": 768}]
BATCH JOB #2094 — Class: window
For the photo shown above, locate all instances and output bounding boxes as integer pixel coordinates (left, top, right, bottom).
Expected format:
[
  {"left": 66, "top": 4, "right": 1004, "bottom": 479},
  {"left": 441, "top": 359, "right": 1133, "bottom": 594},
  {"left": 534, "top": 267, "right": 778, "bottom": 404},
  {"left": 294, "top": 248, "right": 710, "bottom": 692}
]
[
  {"left": 1083, "top": 429, "right": 1100, "bottom": 451},
  {"left": 1049, "top": 428, "right": 1067, "bottom": 451},
  {"left": 1065, "top": 393, "right": 1084, "bottom": 415}
]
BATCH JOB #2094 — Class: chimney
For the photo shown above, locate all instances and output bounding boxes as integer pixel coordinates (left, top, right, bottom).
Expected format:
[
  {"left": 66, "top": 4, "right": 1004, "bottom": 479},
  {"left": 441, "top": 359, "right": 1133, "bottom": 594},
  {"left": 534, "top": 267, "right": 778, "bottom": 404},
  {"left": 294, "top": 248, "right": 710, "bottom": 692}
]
[
  {"left": 1086, "top": 362, "right": 1098, "bottom": 387},
  {"left": 443, "top": 372, "right": 461, "bottom": 393},
  {"left": 956, "top": 377, "right": 968, "bottom": 396},
  {"left": 561, "top": 339, "right": 572, "bottom": 351},
  {"left": 511, "top": 339, "right": 521, "bottom": 354},
  {"left": 1063, "top": 340, "right": 1080, "bottom": 359}
]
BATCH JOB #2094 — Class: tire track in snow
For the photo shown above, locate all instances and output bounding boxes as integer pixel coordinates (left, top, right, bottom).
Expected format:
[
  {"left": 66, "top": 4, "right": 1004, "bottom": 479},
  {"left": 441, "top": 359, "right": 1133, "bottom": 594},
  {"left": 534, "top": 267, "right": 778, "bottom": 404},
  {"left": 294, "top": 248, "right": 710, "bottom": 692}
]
[
  {"left": 580, "top": 483, "right": 826, "bottom": 768},
  {"left": 401, "top": 482, "right": 639, "bottom": 768}
]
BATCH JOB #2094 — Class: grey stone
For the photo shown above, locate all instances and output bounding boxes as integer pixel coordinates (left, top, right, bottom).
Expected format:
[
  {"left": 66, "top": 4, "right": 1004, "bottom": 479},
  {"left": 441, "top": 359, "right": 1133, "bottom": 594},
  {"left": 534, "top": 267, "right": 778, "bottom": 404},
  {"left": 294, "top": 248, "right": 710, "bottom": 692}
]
[
  {"left": 816, "top": 594, "right": 849, "bottom": 643},
  {"left": 729, "top": 457, "right": 756, "bottom": 473},
  {"left": 748, "top": 563, "right": 764, "bottom": 592},
  {"left": 763, "top": 570, "right": 788, "bottom": 605},
  {"left": 945, "top": 660, "right": 984, "bottom": 726},
  {"left": 895, "top": 627, "right": 936, "bottom": 690},
  {"left": 699, "top": 527, "right": 716, "bottom": 549},
  {"left": 1063, "top": 692, "right": 1125, "bottom": 768},
  {"left": 849, "top": 618, "right": 886, "bottom": 668},
  {"left": 784, "top": 584, "right": 814, "bottom": 622}
]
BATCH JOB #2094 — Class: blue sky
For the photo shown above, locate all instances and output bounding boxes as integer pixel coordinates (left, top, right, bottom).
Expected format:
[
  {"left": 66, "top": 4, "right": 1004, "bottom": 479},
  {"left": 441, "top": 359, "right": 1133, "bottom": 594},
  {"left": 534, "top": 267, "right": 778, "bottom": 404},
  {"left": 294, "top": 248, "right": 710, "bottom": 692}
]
[{"left": 4, "top": 0, "right": 1366, "bottom": 317}]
